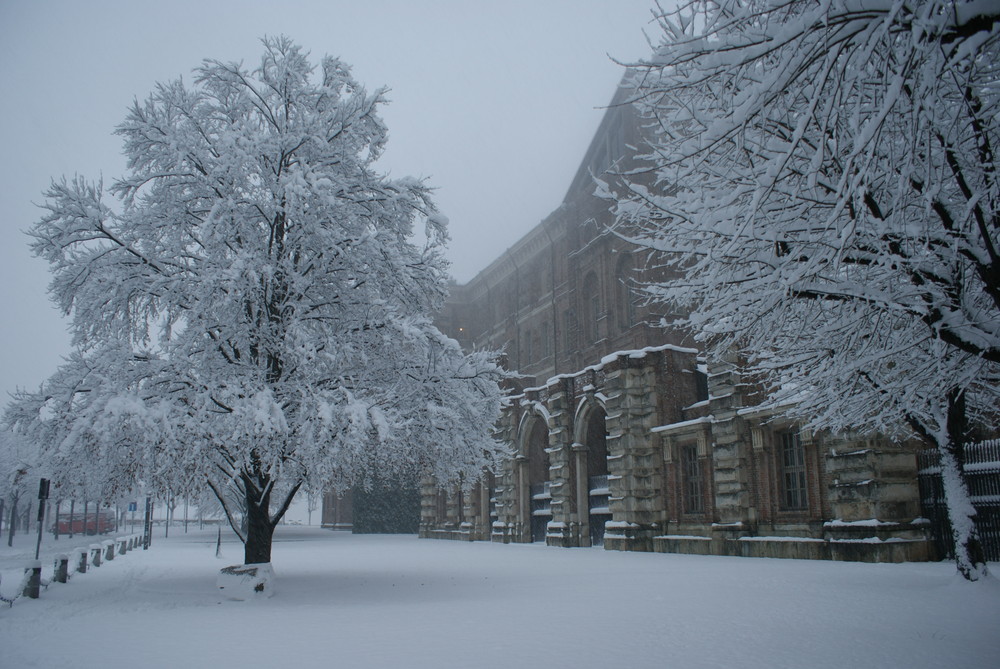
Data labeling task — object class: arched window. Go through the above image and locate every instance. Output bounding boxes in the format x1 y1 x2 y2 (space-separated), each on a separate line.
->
585 407 609 477
615 255 635 332
582 271 601 344
526 419 550 485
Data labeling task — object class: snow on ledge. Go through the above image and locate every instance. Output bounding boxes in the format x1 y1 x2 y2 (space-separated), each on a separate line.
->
823 518 897 527
652 415 714 434
737 536 825 543
536 343 698 390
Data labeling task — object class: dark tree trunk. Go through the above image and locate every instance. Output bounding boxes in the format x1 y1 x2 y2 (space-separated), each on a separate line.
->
243 476 274 565
941 390 988 580
7 497 18 546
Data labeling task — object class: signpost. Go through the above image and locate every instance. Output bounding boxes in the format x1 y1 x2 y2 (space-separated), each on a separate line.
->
143 497 152 549
26 478 50 599
34 478 50 560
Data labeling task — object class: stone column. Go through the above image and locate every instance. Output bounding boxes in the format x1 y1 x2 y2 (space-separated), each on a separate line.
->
707 356 753 546
574 444 590 547
418 476 438 538
604 354 663 552
545 382 578 547
515 455 530 543
824 437 930 560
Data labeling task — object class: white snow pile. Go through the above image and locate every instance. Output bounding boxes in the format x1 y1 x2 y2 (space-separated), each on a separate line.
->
216 562 275 600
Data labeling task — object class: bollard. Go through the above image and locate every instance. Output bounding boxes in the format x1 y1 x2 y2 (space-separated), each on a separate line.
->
54 555 69 583
90 544 102 567
76 548 88 574
103 540 115 561
23 561 41 599
117 537 128 555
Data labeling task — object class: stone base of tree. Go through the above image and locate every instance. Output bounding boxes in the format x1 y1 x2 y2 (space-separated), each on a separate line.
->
217 563 275 600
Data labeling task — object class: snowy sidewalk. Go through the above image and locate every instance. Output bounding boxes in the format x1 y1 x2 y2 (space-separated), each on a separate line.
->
0 527 997 668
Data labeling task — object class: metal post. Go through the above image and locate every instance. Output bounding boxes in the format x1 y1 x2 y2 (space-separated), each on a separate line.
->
143 496 152 549
34 478 50 561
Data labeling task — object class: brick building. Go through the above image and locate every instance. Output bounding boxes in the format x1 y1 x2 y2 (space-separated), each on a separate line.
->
417 81 937 562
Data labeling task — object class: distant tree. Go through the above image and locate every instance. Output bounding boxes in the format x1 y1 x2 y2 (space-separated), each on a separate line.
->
608 1 998 580
6 37 507 566
0 429 36 546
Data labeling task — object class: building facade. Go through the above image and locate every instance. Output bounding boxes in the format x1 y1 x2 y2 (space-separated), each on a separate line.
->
418 82 936 563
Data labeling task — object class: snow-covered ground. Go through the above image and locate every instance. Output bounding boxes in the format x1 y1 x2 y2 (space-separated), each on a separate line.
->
1 527 997 668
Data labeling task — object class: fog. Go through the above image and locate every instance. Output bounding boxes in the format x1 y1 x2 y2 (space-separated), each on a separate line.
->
0 0 656 404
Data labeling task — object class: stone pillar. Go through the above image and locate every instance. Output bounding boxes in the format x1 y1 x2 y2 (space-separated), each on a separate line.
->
76 547 88 574
23 561 41 599
545 383 578 547
823 437 931 560
574 444 590 547
477 482 491 542
604 354 663 552
54 555 69 583
490 410 519 544
418 476 438 538
515 455 530 543
707 356 753 545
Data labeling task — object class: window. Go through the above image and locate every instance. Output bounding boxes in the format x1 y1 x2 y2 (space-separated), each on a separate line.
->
615 255 635 332
563 309 576 352
582 271 601 344
682 444 703 514
540 321 550 359
780 431 808 510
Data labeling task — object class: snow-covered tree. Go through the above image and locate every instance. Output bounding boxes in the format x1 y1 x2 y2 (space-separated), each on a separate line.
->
608 1 998 580
6 37 507 565
0 429 37 546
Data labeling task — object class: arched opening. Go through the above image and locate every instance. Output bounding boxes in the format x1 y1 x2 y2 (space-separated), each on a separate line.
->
583 406 610 546
525 418 551 543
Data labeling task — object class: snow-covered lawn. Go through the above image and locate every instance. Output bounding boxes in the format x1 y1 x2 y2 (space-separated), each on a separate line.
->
1 527 997 668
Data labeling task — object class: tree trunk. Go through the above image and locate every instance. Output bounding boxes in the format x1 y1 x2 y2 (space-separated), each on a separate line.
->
243 479 274 565
7 498 18 546
939 390 988 581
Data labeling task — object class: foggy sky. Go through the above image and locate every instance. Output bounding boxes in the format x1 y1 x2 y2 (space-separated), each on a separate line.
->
0 0 658 405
